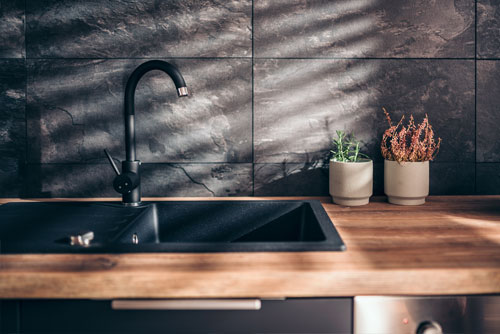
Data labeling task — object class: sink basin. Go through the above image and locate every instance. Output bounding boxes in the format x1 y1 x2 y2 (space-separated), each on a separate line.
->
0 200 345 253
0 202 152 253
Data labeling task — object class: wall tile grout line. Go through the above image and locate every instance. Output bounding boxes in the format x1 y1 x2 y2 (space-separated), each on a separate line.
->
0 57 481 61
251 0 255 196
476 57 500 60
253 57 476 61
11 57 254 60
23 0 28 196
24 161 474 166
24 0 27 60
24 162 255 166
474 0 478 194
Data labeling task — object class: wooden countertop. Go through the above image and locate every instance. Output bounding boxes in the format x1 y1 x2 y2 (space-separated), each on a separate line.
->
0 196 499 299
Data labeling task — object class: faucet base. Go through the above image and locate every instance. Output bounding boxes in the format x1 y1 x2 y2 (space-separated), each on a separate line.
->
121 160 141 205
122 202 141 207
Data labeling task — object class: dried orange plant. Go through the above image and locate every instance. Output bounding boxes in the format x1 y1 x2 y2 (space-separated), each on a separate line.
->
381 107 441 163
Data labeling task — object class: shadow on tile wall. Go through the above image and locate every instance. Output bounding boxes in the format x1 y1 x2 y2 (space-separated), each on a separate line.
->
0 0 498 197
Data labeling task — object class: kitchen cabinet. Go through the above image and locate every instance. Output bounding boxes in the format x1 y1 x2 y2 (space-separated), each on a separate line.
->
1 298 352 334
4 296 499 334
0 301 19 334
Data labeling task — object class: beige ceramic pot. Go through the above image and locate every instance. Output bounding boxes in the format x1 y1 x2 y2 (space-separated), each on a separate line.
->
329 159 373 206
384 160 429 205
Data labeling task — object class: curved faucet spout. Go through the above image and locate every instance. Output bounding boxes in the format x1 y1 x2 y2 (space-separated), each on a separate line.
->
124 60 188 161
117 60 188 205
125 60 188 117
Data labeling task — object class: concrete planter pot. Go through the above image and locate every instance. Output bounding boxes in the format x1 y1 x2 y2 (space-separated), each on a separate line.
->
384 160 429 205
329 159 373 206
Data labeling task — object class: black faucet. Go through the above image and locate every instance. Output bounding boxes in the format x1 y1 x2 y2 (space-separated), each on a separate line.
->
105 60 188 206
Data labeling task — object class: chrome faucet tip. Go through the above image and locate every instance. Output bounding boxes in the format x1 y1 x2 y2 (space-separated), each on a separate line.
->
177 87 189 97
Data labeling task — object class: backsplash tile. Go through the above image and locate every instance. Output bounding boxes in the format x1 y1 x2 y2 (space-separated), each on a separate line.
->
254 59 474 163
0 0 25 58
0 159 24 197
23 164 116 198
0 60 25 197
254 0 474 58
254 163 328 196
476 163 500 194
141 163 252 197
26 0 251 58
26 59 123 164
0 0 497 197
27 58 252 164
477 0 500 58
477 60 500 162
373 162 383 195
0 60 25 156
429 163 475 195
253 162 475 196
375 60 475 163
23 163 252 197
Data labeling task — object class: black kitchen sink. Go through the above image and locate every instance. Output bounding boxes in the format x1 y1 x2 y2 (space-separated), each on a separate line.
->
0 200 345 253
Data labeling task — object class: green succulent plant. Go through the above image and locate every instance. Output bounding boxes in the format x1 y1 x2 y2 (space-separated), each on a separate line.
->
330 130 370 162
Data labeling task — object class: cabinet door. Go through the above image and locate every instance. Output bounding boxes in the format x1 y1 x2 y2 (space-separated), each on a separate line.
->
0 301 19 334
21 298 352 333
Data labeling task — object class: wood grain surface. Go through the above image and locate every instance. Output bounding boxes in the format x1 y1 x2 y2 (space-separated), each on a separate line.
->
0 196 499 299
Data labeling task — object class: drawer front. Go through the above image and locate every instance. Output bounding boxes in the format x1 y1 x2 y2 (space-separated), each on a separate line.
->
21 298 352 334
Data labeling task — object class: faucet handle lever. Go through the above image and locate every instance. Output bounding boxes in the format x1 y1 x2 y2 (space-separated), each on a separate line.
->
104 149 121 176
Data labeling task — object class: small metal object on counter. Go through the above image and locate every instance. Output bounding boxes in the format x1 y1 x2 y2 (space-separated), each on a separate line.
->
132 233 139 244
69 231 94 247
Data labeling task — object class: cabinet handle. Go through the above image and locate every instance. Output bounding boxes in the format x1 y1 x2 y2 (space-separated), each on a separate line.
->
111 299 262 311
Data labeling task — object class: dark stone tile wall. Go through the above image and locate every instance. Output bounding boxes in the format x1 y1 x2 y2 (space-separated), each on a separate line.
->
476 163 500 194
23 163 252 197
0 0 499 197
477 0 500 58
0 60 25 196
26 59 252 164
477 61 500 162
254 59 474 164
254 0 474 58
0 0 25 58
26 0 252 58
254 163 328 196
476 60 500 194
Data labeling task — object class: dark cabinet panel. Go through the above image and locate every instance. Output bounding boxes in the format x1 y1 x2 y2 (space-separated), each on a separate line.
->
19 298 352 334
0 301 20 334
